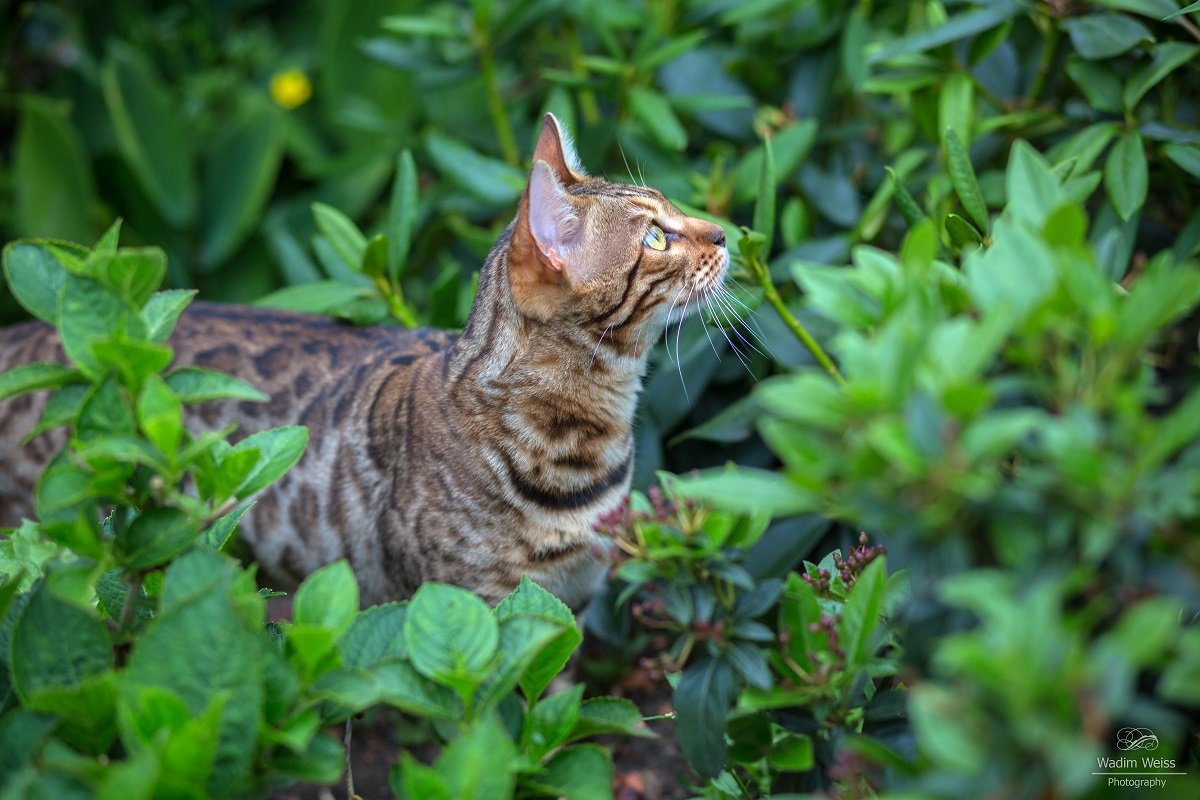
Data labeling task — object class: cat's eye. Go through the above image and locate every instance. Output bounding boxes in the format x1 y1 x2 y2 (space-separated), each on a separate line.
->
643 225 667 250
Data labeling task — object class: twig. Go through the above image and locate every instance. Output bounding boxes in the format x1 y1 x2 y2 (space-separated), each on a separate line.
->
750 258 846 385
344 719 355 800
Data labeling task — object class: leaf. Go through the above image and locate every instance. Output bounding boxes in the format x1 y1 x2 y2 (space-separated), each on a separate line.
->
840 558 888 668
1063 13 1154 60
524 683 583 760
101 43 196 226
136 374 183 457
944 213 983 250
199 502 251 551
964 218 1057 320
254 280 372 315
85 248 166 306
119 508 198 570
628 86 688 151
11 580 113 701
310 203 366 274
405 583 499 693
230 426 308 499
435 715 517 799
726 642 772 689
199 96 285 269
424 132 525 207
938 73 974 148
569 696 653 742
58 275 143 379
340 602 408 668
1123 41 1199 110
2 241 71 323
164 367 267 404
388 149 419 282
0 363 81 402
526 744 613 800
732 120 818 201
1105 132 1149 220
143 289 197 343
13 96 97 244
667 467 817 517
868 0 1024 63
674 655 737 780
945 130 988 232
293 560 359 638
493 578 580 702
769 733 814 771
1164 143 1200 179
886 167 928 227
1066 58 1124 114
753 134 776 254
1163 1 1200 20
1005 140 1064 227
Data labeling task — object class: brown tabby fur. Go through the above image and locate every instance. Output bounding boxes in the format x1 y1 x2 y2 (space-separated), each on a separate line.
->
0 115 728 607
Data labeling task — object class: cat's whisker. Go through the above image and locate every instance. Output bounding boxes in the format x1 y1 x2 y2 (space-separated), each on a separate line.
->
707 295 754 370
673 287 695 400
617 141 638 186
589 323 615 372
711 286 774 361
715 281 777 357
703 294 754 373
662 285 688 364
698 295 723 360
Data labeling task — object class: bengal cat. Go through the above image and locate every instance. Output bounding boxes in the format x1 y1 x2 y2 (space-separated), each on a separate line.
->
0 114 729 608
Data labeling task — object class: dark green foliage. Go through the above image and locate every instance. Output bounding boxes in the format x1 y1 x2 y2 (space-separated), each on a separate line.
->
4 0 1200 797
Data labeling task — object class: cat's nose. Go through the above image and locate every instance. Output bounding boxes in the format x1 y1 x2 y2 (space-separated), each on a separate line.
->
707 224 726 248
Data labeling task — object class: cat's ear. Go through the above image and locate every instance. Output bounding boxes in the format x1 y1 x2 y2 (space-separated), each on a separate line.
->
532 112 584 184
526 160 579 272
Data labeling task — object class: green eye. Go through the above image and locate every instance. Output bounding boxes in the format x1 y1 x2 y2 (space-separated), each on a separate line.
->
643 225 667 251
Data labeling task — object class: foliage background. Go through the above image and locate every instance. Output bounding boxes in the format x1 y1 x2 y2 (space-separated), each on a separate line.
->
3 0 1200 797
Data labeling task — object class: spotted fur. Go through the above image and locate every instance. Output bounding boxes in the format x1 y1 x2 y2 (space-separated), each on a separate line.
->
0 114 729 607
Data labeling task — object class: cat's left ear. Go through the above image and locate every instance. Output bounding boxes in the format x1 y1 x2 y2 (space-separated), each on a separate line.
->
515 114 584 274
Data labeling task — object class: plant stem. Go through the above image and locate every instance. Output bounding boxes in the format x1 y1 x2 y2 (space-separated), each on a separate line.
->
751 257 846 385
121 572 143 629
475 30 519 166
1027 15 1059 104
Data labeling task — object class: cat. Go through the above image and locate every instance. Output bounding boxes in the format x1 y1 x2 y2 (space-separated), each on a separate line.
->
0 114 729 608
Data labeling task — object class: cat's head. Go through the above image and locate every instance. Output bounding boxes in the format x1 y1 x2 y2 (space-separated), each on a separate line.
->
507 114 728 340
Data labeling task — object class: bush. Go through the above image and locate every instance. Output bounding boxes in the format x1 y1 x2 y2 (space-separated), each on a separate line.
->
3 0 1200 797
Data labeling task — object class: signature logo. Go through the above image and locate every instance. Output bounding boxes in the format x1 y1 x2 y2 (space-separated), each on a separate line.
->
1116 727 1159 751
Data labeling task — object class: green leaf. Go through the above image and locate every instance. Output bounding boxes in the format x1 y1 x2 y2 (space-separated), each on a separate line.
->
199 96 285 269
674 655 737 780
1105 132 1148 220
254 280 373 315
340 602 408 668
753 134 776 254
13 96 97 244
136 375 183 457
964 218 1057 319
91 338 173 392
769 733 814 771
1164 143 1200 179
493 577 580 701
199 502 251 551
2 241 71 323
293 560 358 637
938 73 974 148
1005 140 1064 227
230 426 308 499
85 248 166 306
1066 58 1124 114
524 683 583 760
944 213 983 250
406 583 499 693
667 467 817 517
527 744 613 800
628 86 688 151
58 275 142 379
1163 1 1200 20
94 220 122 254
840 558 888 668
164 366 266 404
436 716 517 799
569 696 653 742
101 43 197 226
0 363 81 402
886 167 928 227
124 551 263 794
868 0 1023 63
388 149 419 282
381 14 466 37
945 129 988 232
311 202 367 273
119 508 199 570
143 289 197 343
1062 13 1154 60
733 120 818 202
11 580 113 701
1123 41 1199 109
424 132 525 207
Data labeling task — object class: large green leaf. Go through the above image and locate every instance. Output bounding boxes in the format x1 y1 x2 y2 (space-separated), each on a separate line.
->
405 583 499 695
868 0 1023 63
1105 132 1148 220
2 241 73 324
424 132 525 206
199 96 285 269
674 655 737 780
293 560 359 637
10 580 113 701
101 43 197 227
1062 13 1153 60
13 96 97 244
231 426 309 499
164 367 267 404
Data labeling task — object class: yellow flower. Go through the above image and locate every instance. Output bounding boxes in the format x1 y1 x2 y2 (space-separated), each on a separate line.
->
270 69 311 110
